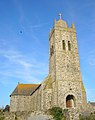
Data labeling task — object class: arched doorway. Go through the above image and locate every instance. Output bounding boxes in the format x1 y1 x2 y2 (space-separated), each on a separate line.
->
66 95 76 108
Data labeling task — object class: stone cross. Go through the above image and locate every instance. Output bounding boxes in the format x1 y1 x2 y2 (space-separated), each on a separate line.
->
58 13 62 19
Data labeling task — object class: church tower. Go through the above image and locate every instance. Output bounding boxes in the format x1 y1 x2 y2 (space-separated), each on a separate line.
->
49 14 87 110
10 14 87 114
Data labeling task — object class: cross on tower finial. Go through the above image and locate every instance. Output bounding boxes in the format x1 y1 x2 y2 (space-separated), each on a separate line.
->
58 13 62 19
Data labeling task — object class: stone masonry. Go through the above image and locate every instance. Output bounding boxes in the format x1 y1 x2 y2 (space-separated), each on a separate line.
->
10 16 87 115
49 19 87 111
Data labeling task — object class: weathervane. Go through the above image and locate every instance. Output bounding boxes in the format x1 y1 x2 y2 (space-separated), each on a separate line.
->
58 13 62 19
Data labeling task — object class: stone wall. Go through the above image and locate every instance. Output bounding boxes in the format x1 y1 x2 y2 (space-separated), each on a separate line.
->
0 111 53 120
0 110 79 120
30 77 52 112
10 18 87 117
67 108 80 120
81 103 95 116
10 96 31 112
49 19 87 110
10 76 52 112
0 111 28 120
30 86 42 111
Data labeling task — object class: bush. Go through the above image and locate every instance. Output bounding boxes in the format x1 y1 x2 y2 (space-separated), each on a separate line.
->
49 107 66 120
0 112 5 120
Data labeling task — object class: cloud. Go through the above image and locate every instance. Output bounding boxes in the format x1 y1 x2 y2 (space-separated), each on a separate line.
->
86 88 95 101
88 50 95 66
30 23 49 29
0 47 48 84
29 22 50 47
3 51 32 68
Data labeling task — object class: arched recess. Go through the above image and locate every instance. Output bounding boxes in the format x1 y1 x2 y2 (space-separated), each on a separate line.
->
66 95 76 108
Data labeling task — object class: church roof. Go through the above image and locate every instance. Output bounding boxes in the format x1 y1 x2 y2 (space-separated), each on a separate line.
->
10 84 41 96
89 102 95 106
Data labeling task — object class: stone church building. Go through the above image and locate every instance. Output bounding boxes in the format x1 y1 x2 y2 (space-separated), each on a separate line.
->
10 15 87 112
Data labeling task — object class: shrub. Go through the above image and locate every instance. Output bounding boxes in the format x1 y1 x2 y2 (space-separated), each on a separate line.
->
0 112 5 120
49 107 66 120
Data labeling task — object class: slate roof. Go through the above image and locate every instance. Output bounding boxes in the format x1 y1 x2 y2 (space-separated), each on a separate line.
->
10 84 41 96
89 102 95 106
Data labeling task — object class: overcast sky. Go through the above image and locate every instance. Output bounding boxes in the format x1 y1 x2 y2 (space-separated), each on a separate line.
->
0 0 95 107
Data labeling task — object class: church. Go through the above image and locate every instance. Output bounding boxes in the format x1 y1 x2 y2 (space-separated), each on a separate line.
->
10 15 87 112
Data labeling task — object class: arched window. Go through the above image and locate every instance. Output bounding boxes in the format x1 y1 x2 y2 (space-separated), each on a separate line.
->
68 41 71 51
66 95 76 108
62 40 65 50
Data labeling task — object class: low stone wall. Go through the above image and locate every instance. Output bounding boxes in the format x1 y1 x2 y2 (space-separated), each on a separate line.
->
0 110 79 120
0 111 29 120
81 104 95 117
0 111 53 120
3 107 95 120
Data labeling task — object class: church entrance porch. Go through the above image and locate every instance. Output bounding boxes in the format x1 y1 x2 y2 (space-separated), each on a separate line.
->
66 95 76 108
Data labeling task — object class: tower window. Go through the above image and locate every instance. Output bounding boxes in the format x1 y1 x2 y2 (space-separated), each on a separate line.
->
62 40 65 50
68 41 71 51
50 45 54 56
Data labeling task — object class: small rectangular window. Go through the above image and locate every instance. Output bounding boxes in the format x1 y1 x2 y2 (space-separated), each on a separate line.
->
50 45 54 56
68 41 71 51
62 40 65 50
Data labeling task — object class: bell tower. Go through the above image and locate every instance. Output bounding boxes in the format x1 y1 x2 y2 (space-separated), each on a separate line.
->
49 15 87 110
